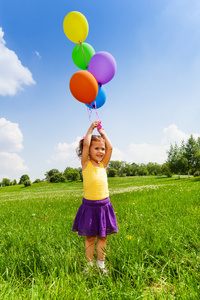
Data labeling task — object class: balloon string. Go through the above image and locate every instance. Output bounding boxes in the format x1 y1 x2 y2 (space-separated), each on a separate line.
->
79 42 88 69
94 100 101 122
87 107 92 122
87 101 101 125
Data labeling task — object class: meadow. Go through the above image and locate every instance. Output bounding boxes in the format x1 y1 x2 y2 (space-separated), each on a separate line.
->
0 176 199 299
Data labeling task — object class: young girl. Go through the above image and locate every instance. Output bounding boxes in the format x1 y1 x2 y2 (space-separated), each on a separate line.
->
72 121 118 273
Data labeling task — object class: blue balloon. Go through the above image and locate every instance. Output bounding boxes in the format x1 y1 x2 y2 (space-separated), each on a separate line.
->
86 85 106 109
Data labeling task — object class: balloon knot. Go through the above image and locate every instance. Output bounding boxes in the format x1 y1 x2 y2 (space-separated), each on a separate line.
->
97 121 102 130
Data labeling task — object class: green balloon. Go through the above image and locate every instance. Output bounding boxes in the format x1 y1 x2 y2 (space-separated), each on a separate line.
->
72 42 95 70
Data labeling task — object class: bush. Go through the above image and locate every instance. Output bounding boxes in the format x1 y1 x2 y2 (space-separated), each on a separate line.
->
19 175 30 185
33 179 41 184
2 178 11 187
24 180 31 187
50 173 66 183
45 169 59 182
107 168 118 177
64 168 80 181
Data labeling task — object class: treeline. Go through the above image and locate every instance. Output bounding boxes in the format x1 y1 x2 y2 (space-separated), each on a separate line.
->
166 135 200 176
0 175 32 187
1 135 200 187
0 168 83 187
44 163 169 183
0 162 172 187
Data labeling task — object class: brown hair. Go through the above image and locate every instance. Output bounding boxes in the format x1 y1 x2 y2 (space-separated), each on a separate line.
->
76 135 105 159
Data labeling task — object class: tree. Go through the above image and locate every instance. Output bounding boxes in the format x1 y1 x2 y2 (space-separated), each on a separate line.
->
195 137 200 172
178 141 188 174
107 161 126 176
64 167 80 181
167 142 187 175
184 135 199 175
137 164 148 176
118 166 127 177
45 169 59 182
50 173 66 183
107 168 118 177
19 174 30 185
146 162 162 175
130 163 139 176
123 163 132 176
108 161 123 170
33 179 41 184
24 180 31 187
78 167 83 182
12 179 17 185
197 137 200 150
2 178 11 187
161 162 172 177
167 143 179 174
166 136 200 175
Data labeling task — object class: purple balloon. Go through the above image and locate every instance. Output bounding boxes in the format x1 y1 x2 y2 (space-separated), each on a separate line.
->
88 51 117 85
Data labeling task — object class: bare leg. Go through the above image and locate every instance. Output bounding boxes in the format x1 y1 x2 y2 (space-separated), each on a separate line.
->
97 236 107 261
85 236 96 261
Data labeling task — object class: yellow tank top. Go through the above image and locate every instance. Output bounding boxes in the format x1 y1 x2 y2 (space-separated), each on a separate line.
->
83 161 109 200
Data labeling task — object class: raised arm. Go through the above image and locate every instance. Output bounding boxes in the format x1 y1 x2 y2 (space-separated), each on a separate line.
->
81 121 99 169
98 127 113 168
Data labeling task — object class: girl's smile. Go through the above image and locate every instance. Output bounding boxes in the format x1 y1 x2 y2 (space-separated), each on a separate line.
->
89 140 106 163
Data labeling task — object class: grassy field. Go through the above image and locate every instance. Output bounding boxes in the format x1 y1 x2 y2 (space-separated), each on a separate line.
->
0 176 199 299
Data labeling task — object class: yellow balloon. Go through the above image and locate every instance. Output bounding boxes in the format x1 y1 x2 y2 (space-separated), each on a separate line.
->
63 11 89 43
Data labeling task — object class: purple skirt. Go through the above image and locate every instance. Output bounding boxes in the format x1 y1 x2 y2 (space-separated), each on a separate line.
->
72 198 118 237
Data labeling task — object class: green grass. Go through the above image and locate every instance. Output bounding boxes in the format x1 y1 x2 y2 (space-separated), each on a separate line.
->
0 176 199 299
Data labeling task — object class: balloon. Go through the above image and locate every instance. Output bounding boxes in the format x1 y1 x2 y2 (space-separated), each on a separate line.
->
72 43 95 70
86 85 106 109
88 51 117 85
63 11 89 43
69 70 98 104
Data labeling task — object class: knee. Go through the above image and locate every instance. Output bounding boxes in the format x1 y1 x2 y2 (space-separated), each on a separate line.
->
97 236 107 242
86 236 96 243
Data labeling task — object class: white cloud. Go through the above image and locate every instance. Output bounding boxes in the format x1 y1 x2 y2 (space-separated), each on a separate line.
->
35 51 41 59
0 118 23 152
0 118 28 181
49 138 128 169
111 147 126 161
48 137 80 168
0 152 29 181
127 143 168 164
127 124 200 164
49 139 128 168
0 27 35 96
162 124 200 146
0 152 28 172
161 124 190 146
48 124 200 168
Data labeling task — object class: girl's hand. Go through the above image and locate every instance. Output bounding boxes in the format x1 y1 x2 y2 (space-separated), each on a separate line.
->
91 121 99 130
98 127 105 136
97 121 105 135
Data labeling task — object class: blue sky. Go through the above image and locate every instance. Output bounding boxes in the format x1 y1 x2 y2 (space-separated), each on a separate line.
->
1 0 200 181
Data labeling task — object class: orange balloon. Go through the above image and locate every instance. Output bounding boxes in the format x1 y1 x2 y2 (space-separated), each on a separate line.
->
69 71 98 104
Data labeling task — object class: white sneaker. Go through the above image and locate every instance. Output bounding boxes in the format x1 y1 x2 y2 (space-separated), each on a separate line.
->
82 261 94 275
97 264 108 275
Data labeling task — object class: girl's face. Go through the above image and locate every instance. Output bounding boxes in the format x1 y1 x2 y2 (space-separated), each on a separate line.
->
89 140 106 163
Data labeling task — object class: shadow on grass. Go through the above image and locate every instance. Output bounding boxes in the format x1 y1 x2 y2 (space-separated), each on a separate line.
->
188 177 200 182
156 175 200 184
155 176 185 182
